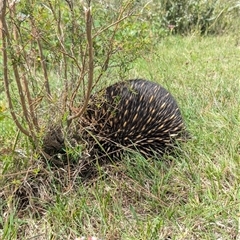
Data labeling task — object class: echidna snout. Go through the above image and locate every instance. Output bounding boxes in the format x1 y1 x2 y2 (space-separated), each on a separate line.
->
82 79 187 159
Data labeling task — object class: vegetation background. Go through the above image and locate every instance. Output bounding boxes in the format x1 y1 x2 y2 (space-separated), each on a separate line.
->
0 0 239 239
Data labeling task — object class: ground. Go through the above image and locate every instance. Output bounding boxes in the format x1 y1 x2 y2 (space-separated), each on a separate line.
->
0 35 239 240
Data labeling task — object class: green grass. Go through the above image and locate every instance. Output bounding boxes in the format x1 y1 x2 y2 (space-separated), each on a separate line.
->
1 35 240 239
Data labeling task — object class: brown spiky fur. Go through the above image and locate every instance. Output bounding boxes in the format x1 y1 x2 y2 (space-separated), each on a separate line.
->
81 79 187 159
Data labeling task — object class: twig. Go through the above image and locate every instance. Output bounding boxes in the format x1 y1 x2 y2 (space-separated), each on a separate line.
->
69 46 88 108
47 0 69 111
94 1 134 87
68 6 93 122
1 0 31 137
92 14 130 39
30 17 51 97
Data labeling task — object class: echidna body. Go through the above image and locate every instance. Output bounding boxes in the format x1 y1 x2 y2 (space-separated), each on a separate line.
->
82 79 187 159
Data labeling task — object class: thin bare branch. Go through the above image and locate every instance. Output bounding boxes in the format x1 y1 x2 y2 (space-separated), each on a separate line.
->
68 6 93 122
30 17 51 97
21 71 40 131
93 0 135 38
69 46 88 108
94 1 134 87
93 14 131 39
1 0 31 137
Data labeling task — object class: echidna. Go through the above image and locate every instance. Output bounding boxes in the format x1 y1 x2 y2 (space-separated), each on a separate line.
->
81 79 187 159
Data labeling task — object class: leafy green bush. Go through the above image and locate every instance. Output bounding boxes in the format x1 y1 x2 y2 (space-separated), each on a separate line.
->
139 0 240 35
1 0 155 149
14 0 153 81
